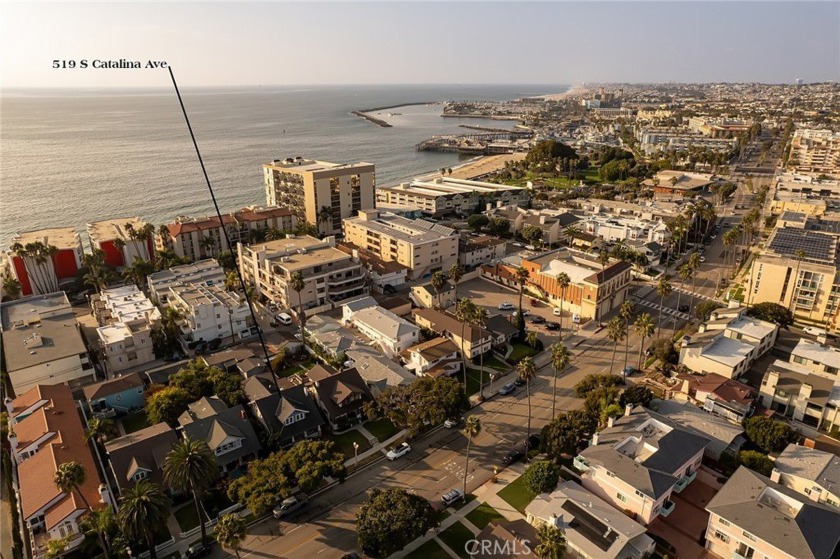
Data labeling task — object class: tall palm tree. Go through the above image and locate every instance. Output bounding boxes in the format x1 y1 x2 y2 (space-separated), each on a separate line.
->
317 205 333 234
83 263 112 295
163 438 219 545
525 330 539 349
80 507 119 559
455 298 477 393
619 301 635 374
430 271 447 308
597 249 610 271
633 313 655 370
117 480 171 559
123 257 153 289
137 223 156 262
535 523 567 559
515 266 530 336
215 513 246 559
461 416 481 497
84 417 116 445
549 343 570 420
198 235 217 258
517 357 537 462
606 316 626 379
555 272 570 340
54 462 110 558
449 263 464 303
474 307 489 400
289 271 306 343
655 278 672 338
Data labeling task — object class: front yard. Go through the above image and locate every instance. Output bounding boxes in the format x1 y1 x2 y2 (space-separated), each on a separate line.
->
327 429 372 461
121 411 150 434
437 521 475 559
508 343 539 362
465 503 505 529
496 473 536 513
364 417 399 442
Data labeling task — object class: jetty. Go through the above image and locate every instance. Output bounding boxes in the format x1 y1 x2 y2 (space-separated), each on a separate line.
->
352 111 392 128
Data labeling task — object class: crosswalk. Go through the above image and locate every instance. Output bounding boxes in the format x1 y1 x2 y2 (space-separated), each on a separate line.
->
672 285 716 302
632 297 691 321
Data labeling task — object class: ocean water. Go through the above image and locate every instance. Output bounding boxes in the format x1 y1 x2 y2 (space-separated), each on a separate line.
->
1 84 566 247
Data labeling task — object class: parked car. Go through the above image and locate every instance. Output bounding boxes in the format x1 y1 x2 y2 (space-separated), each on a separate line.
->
184 543 211 558
273 496 307 519
545 322 560 331
502 446 525 466
525 245 536 251
513 310 531 318
803 326 828 337
386 442 412 461
444 417 462 428
208 337 222 350
526 434 540 451
530 315 546 324
514 378 526 387
512 242 525 248
553 308 562 316
276 313 293 325
441 489 464 507
678 304 689 312
571 313 581 324
623 365 638 377
498 302 515 311
529 298 539 307
498 382 516 395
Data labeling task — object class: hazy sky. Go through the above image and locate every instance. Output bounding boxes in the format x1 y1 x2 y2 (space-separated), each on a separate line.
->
2 2 838 88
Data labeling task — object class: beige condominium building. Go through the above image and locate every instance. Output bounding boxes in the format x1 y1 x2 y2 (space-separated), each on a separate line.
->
263 158 375 236
788 128 840 174
238 235 367 313
375 176 529 217
343 210 458 280
745 228 840 332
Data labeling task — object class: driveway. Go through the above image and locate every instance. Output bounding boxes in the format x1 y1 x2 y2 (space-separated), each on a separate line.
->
647 481 715 559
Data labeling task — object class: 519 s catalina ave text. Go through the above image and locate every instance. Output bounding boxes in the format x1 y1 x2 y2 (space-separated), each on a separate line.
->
52 59 168 69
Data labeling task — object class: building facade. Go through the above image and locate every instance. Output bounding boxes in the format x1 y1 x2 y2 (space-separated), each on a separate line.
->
166 282 252 343
7 228 84 296
376 177 528 217
92 285 160 373
86 217 154 268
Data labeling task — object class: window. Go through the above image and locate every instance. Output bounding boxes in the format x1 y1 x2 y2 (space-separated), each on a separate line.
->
616 493 627 503
742 530 757 542
718 518 731 527
713 530 730 544
132 470 149 482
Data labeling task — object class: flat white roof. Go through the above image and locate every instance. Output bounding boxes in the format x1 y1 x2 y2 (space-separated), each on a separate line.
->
792 339 840 370
702 336 754 367
726 317 777 340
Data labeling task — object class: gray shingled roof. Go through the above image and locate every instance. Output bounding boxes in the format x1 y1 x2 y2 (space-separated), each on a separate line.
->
580 445 678 499
775 444 840 497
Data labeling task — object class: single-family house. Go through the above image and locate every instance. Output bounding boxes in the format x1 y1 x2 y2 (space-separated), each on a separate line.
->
82 372 145 416
177 396 261 471
103 422 180 494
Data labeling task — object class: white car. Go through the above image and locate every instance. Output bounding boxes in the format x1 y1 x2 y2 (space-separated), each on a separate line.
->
444 417 462 428
386 442 411 461
803 326 827 337
498 302 515 311
699 256 707 263
513 242 525 248
552 308 562 316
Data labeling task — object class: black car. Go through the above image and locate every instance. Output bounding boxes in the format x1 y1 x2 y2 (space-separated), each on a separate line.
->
678 304 689 312
208 337 222 350
514 377 526 387
545 321 560 330
502 447 525 466
184 543 210 558
530 315 546 324
526 434 540 451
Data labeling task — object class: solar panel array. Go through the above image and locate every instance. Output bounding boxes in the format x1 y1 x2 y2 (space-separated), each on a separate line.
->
767 228 836 262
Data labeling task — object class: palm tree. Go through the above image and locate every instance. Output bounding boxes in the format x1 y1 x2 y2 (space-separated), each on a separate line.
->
449 263 464 302
84 417 116 445
317 205 333 234
474 307 489 400
163 438 219 546
535 523 567 559
54 462 110 558
123 257 154 289
597 249 610 271
430 270 447 308
455 298 477 392
517 357 537 462
686 252 701 317
675 264 693 334
2 274 21 301
606 316 626 379
633 313 655 370
525 330 539 349
619 301 635 374
655 278 672 338
83 264 112 295
215 513 246 559
515 266 530 335
137 223 156 261
80 507 119 559
289 271 306 343
224 270 240 292
555 272 570 340
198 235 217 258
461 416 481 498
549 343 570 420
117 480 171 559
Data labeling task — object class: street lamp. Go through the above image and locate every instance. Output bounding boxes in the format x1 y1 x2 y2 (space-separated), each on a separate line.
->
353 441 360 465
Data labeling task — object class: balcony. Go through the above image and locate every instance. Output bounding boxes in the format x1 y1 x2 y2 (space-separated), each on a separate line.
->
733 550 755 559
573 456 590 471
674 470 697 493
659 499 676 517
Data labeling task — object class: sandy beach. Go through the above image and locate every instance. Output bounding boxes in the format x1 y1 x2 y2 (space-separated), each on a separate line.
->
417 153 526 182
539 84 589 101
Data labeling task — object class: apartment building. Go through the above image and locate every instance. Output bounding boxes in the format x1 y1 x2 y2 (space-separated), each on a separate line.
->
262 157 375 235
7 228 84 296
578 213 670 245
514 248 632 321
574 405 709 525
1 293 95 395
771 444 840 508
343 210 459 279
673 372 756 423
337 242 409 289
147 259 226 304
92 285 160 373
679 306 778 379
705 467 840 559
6 385 109 557
342 298 420 357
687 116 752 138
163 206 297 261
770 193 831 216
485 205 581 246
412 308 494 359
775 173 840 199
238 235 367 312
745 228 840 331
409 279 456 309
788 129 840 174
401 337 461 378
376 176 528 217
458 235 507 269
637 127 737 156
86 217 154 267
166 282 252 343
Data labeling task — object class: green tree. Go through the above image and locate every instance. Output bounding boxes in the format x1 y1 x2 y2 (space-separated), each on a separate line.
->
474 307 490 400
633 313 655 370
655 278 672 338
695 300 723 322
518 357 537 462
744 416 795 453
79 507 121 559
541 410 596 460
163 438 219 545
122 257 154 289
574 374 621 398
117 480 171 559
515 266 530 336
550 343 570 420
449 263 464 303
745 302 793 329
619 301 635 375
289 270 307 342
145 386 191 424
606 316 626 377
54 462 110 558
215 513 246 559
84 417 116 445
738 450 774 476
2 274 22 301
462 416 481 497
619 385 653 408
368 376 468 437
217 250 236 271
521 225 543 245
535 524 567 559
555 272 571 340
526 140 577 166
356 488 437 558
455 298 477 390
525 330 539 349
429 271 447 308
523 460 560 495
487 216 512 237
467 214 489 232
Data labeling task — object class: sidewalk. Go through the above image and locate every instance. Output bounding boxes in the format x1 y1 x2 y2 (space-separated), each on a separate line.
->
343 426 406 467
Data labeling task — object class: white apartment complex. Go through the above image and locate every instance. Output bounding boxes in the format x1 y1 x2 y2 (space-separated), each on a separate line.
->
166 282 252 343
341 298 419 357
147 259 226 304
788 129 840 174
239 235 367 313
93 285 160 373
376 176 529 217
262 158 375 235
343 210 459 279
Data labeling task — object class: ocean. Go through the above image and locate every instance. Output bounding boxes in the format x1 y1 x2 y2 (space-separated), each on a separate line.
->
0 84 566 247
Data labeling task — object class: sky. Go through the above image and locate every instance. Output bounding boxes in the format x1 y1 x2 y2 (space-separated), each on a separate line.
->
2 1 838 88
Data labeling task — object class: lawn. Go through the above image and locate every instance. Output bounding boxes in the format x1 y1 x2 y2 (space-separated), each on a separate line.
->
121 411 149 434
174 503 200 532
482 355 510 372
364 417 399 442
464 369 486 397
327 429 372 461
405 539 452 559
508 343 538 362
276 357 314 378
497 474 537 513
465 503 505 530
438 521 476 559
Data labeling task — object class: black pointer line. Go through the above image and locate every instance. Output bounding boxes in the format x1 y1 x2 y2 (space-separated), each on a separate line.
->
168 67 281 394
